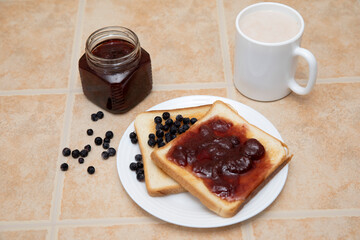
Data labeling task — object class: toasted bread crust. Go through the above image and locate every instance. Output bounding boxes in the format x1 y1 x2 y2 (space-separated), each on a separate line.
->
135 104 211 197
151 100 292 217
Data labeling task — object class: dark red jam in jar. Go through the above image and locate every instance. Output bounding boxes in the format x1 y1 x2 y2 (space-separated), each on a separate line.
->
166 117 271 201
79 26 152 113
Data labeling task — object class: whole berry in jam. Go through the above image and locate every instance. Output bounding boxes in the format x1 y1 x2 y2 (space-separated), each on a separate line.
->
62 147 71 157
105 130 113 139
96 111 104 119
135 154 142 162
190 118 197 124
87 129 93 136
162 112 170 120
183 117 190 124
158 141 165 148
87 166 95 174
94 137 102 145
60 163 68 171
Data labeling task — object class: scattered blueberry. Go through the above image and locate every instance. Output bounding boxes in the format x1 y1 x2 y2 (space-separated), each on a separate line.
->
96 111 104 119
94 137 102 145
178 127 185 134
135 154 143 162
101 151 109 160
91 113 98 121
103 142 110 149
170 125 177 134
71 149 80 158
103 137 110 143
62 147 71 157
183 117 190 124
87 166 95 174
87 129 93 136
136 168 144 175
156 123 164 131
136 162 143 169
165 133 172 143
165 118 173 126
190 118 197 124
60 163 68 171
108 147 116 156
154 116 162 124
105 131 113 139
137 172 145 181
162 112 170 120
174 120 181 128
176 114 183 122
80 149 88 157
131 138 138 144
183 124 190 131
148 133 155 139
162 124 169 131
156 129 164 138
84 144 91 152
78 158 84 164
148 138 156 147
130 162 137 171
158 141 165 148
129 132 137 139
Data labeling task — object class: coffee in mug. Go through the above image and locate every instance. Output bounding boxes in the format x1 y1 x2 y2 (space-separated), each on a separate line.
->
234 2 317 101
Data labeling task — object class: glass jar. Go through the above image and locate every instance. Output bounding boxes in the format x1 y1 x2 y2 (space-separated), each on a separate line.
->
79 26 152 114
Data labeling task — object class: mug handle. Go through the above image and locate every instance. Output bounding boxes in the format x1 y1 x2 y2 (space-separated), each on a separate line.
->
288 47 317 95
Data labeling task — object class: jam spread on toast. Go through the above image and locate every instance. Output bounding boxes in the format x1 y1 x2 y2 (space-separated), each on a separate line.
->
167 117 272 201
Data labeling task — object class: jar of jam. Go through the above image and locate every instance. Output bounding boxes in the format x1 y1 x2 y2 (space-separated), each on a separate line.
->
79 26 152 113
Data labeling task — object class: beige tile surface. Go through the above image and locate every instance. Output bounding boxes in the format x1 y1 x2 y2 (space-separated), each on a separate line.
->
60 89 227 219
233 82 360 211
78 0 224 87
0 95 66 221
58 223 244 240
223 0 360 79
252 216 360 240
0 0 78 91
0 230 48 240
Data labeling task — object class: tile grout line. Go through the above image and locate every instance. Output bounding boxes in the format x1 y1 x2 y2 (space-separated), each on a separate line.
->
216 0 234 100
241 221 255 240
47 0 86 239
152 82 228 91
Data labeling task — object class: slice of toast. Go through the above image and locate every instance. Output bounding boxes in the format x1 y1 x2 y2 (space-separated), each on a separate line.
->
134 104 211 197
151 100 292 217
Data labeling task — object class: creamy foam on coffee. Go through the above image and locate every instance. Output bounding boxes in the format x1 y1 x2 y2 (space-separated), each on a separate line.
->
239 10 300 43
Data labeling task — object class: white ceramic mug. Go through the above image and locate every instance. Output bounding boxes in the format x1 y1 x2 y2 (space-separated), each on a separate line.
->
234 2 317 101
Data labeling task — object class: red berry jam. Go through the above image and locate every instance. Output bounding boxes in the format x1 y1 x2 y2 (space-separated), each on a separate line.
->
166 117 271 201
79 27 152 114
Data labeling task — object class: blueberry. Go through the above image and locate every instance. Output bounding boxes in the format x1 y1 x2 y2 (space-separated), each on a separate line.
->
78 158 84 164
137 162 143 169
105 131 113 139
104 137 110 143
157 137 164 144
60 163 68 171
130 162 137 171
176 114 183 122
136 168 144 175
91 113 98 121
108 147 116 156
162 112 170 120
154 116 162 124
148 133 155 139
155 123 164 131
170 134 177 140
174 120 181 128
135 154 142 162
165 118 173 126
131 138 138 144
148 138 156 147
170 125 177 134
84 144 91 152
163 124 169 131
101 151 109 160
87 129 93 136
165 132 172 143
158 141 165 148
129 132 137 139
103 142 110 149
96 111 104 119
183 124 190 131
190 118 197 124
80 149 88 157
156 129 164 138
71 149 80 158
87 166 95 174
94 137 102 145
137 173 145 181
183 117 190 124
62 147 71 157
178 127 185 134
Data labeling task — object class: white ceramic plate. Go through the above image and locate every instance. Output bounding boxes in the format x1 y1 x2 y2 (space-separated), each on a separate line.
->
117 95 288 228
